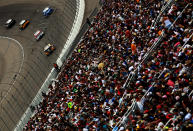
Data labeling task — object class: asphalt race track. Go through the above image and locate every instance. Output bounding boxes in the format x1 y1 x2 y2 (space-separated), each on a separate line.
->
0 0 77 130
0 38 22 85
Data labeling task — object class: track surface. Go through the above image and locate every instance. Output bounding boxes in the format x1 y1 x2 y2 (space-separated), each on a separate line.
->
0 38 22 85
0 0 77 130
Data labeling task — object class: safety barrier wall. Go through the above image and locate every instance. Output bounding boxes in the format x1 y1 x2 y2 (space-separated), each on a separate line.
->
14 0 85 130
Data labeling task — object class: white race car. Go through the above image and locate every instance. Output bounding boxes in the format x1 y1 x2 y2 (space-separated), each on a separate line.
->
34 30 44 41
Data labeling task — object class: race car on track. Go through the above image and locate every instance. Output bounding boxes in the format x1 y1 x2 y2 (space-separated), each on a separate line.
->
19 20 29 30
43 7 54 17
5 19 16 28
44 44 55 56
34 30 44 41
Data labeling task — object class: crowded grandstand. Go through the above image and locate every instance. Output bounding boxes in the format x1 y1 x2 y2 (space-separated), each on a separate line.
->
24 0 193 130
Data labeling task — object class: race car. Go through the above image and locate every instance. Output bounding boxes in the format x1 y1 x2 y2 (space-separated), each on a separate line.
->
44 44 55 56
5 19 16 28
34 30 44 41
19 20 29 30
43 7 54 17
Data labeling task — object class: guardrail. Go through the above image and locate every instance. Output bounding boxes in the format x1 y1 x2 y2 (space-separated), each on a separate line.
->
151 0 174 28
14 0 85 130
113 99 137 130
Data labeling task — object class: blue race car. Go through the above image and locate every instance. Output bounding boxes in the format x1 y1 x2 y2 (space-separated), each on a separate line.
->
43 7 54 17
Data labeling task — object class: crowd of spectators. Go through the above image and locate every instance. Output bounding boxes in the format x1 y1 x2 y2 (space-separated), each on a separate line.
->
24 0 193 130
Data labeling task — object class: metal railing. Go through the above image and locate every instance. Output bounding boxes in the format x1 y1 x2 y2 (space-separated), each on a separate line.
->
113 99 137 130
151 0 174 28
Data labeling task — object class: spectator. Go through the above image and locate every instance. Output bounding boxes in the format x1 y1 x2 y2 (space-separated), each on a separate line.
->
24 0 193 130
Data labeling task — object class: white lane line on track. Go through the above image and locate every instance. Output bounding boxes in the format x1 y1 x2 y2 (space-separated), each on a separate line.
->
0 36 24 104
2 38 11 56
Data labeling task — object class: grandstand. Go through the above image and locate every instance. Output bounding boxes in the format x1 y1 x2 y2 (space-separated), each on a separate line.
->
24 0 193 130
